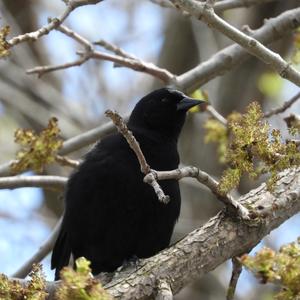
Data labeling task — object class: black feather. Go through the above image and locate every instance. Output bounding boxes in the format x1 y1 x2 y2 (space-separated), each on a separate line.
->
51 88 201 279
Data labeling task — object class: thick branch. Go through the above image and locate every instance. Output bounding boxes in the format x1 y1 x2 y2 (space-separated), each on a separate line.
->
177 7 300 92
35 167 300 299
103 167 300 299
172 0 300 86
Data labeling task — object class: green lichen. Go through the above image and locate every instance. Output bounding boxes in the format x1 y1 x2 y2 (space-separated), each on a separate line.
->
204 119 227 163
204 102 300 195
55 257 113 300
11 117 63 173
0 26 10 58
0 264 47 300
241 238 300 300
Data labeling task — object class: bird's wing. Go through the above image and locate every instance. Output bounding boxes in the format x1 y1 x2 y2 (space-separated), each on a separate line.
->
62 144 145 273
51 218 71 279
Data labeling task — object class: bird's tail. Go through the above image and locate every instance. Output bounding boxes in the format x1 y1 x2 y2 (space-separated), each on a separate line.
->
51 226 71 280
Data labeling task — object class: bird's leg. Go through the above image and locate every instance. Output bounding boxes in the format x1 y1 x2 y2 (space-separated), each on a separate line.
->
119 255 140 272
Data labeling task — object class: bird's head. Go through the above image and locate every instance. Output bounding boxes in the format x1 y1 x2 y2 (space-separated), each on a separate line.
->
128 88 206 140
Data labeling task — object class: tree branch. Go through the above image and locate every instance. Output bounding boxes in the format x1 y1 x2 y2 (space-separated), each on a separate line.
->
103 167 300 299
155 280 173 300
26 25 176 83
7 0 103 47
213 0 283 13
0 175 67 190
22 167 300 299
176 7 300 92
144 166 250 219
226 257 243 300
151 0 283 13
12 218 63 279
264 91 300 118
172 0 300 87
105 110 170 203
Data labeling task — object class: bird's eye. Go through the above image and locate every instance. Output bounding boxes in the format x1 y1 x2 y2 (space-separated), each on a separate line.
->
161 98 169 103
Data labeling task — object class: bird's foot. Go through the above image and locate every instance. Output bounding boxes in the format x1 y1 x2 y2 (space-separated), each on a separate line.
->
116 255 140 272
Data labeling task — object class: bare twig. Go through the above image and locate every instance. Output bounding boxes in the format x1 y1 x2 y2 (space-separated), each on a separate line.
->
89 50 175 83
152 0 282 12
264 91 300 118
150 0 174 9
0 175 67 190
144 166 250 220
105 110 170 203
105 110 150 173
26 24 175 83
226 257 243 300
156 280 173 300
12 217 63 279
171 0 300 87
94 39 137 59
152 0 283 14
55 155 80 168
213 0 282 13
206 105 228 126
8 0 103 47
26 24 93 77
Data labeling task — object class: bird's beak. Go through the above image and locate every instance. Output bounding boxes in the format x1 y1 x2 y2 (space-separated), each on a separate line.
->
176 97 206 111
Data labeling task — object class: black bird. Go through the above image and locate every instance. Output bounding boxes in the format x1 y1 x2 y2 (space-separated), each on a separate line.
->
51 88 204 279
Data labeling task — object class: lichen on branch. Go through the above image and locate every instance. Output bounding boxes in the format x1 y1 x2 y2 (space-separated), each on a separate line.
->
204 102 300 194
55 257 113 300
241 238 300 300
11 117 63 173
0 26 11 58
0 263 47 300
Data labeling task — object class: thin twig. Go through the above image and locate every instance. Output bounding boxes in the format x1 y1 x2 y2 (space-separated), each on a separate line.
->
55 155 80 168
144 166 250 220
152 0 283 14
264 91 300 118
214 0 282 13
105 110 170 203
226 257 243 300
26 24 175 83
206 105 228 126
89 50 175 83
12 218 63 279
8 0 102 47
26 24 93 77
0 175 67 190
105 110 150 174
94 39 137 59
